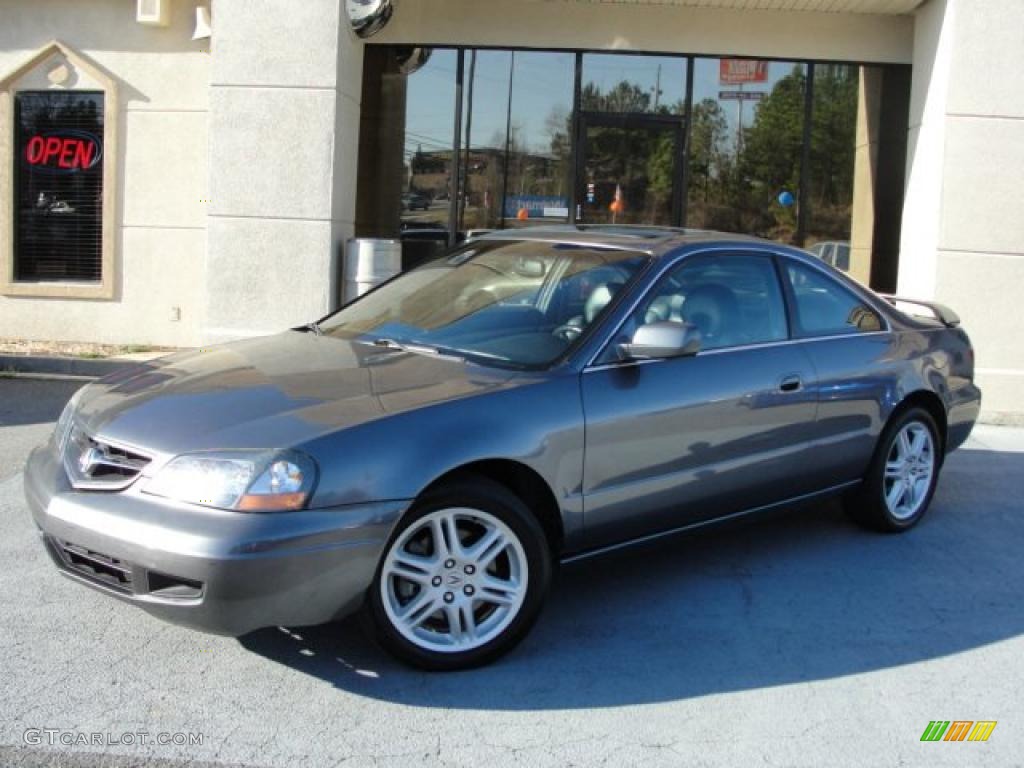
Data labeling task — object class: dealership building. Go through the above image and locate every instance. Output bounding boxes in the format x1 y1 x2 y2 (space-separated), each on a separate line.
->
0 0 1021 421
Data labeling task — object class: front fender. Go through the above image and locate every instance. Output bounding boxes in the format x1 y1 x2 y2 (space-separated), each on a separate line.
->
300 374 586 543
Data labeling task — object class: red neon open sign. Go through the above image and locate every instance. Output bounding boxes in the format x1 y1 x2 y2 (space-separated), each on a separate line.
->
23 130 102 172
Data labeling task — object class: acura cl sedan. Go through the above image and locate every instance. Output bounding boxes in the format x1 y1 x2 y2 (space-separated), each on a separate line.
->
25 227 980 669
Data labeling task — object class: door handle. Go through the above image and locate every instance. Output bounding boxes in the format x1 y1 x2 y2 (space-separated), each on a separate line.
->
779 375 802 393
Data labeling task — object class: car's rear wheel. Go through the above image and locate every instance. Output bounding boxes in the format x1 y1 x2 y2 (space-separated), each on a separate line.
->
367 477 551 670
846 407 941 532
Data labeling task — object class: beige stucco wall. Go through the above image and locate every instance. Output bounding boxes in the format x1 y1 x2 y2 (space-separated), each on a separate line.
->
0 0 209 347
202 0 364 343
900 0 1024 423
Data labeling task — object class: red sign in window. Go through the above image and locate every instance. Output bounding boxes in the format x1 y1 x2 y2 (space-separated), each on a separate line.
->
719 59 769 85
23 130 102 172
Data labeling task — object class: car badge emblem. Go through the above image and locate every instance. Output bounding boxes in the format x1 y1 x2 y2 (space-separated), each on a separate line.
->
78 445 101 475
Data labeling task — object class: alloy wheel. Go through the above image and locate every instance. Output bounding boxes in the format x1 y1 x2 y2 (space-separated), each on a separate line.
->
380 507 529 653
883 421 935 521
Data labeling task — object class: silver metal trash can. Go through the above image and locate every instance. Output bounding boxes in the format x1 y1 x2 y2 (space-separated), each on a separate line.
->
343 238 402 304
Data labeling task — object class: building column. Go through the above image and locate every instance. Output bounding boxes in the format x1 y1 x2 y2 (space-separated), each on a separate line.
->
355 46 407 238
203 0 363 342
853 64 910 294
849 67 882 287
900 0 1024 423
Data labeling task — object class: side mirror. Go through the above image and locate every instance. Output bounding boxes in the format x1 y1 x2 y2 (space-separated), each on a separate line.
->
513 256 547 278
619 321 701 361
848 305 882 332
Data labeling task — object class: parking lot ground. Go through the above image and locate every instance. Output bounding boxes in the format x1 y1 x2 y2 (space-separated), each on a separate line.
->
1 378 1022 767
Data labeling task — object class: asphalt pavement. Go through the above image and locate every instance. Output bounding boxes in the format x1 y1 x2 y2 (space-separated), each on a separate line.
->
1 377 1021 767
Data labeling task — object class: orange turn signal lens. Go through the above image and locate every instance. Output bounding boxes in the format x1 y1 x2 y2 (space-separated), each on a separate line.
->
236 492 307 511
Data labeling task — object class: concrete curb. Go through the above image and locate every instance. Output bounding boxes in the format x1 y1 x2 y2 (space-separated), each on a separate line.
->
0 354 144 379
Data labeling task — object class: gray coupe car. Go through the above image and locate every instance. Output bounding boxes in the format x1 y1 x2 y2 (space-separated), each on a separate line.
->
25 227 981 669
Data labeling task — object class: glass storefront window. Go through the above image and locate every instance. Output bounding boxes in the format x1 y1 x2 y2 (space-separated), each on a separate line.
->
581 54 687 115
503 51 575 229
457 51 576 233
687 58 805 243
577 118 683 226
358 46 902 282
403 49 458 234
578 54 687 227
805 63 859 258
458 50 513 232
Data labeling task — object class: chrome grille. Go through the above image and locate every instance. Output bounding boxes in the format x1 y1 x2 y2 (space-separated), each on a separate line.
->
63 426 151 490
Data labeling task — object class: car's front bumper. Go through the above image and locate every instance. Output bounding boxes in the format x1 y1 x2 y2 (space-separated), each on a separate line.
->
24 443 408 636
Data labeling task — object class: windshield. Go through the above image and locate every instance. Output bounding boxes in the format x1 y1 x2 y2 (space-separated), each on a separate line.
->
320 240 650 368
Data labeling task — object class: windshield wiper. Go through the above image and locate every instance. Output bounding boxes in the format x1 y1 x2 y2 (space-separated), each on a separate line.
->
367 337 465 360
362 337 521 367
295 321 322 336
369 337 414 351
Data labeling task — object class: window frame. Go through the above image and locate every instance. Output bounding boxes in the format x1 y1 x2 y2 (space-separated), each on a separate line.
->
1 41 118 299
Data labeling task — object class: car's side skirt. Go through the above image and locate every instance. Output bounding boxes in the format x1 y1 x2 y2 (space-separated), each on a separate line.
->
560 479 862 565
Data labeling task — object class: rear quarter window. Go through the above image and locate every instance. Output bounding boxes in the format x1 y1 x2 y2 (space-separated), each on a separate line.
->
784 260 883 337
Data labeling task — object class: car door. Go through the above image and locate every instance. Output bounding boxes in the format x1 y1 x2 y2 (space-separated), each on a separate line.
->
580 251 820 550
778 256 892 484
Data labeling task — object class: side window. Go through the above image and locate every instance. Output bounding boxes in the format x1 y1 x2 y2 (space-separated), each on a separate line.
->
601 253 788 362
834 243 851 272
784 260 883 337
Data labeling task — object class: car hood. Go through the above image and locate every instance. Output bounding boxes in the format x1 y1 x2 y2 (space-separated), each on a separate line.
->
74 332 521 457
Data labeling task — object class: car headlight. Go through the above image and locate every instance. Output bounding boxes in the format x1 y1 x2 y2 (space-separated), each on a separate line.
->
53 385 87 453
143 450 317 512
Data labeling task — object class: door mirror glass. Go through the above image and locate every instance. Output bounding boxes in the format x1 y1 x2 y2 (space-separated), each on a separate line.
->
620 321 701 360
512 256 547 279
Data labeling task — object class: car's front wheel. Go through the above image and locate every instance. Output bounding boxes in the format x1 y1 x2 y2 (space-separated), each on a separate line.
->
367 477 551 670
846 406 941 532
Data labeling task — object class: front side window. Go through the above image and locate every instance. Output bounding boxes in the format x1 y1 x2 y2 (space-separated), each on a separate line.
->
784 260 883 337
321 240 649 368
14 90 104 282
601 253 788 362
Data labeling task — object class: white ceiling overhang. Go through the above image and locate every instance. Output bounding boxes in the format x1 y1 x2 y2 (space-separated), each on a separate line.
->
557 0 924 14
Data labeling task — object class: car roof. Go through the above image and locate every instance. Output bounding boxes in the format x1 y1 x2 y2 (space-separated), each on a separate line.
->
475 225 777 258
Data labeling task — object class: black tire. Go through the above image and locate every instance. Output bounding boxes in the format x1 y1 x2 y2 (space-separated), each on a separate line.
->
845 406 942 532
367 476 552 670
